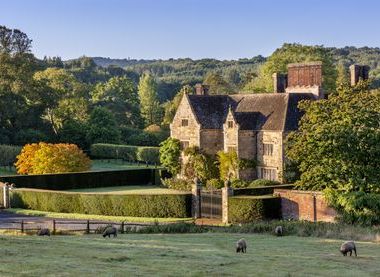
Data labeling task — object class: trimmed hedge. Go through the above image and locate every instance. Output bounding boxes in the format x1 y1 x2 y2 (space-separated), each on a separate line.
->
228 195 281 223
0 169 162 190
0 145 21 166
90 143 160 164
233 184 294 196
11 189 192 218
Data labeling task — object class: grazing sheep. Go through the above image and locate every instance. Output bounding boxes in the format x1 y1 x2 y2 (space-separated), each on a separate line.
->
37 228 50 236
340 241 357 257
236 238 247 253
275 226 283 236
102 226 117 238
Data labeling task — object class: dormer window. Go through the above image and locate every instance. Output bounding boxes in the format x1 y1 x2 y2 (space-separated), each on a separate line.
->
227 120 234 128
181 119 189 127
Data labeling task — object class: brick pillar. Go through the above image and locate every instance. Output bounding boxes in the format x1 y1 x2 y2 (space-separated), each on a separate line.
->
191 178 202 218
222 186 233 224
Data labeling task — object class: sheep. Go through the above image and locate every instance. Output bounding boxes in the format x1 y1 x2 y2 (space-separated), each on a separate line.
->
37 228 50 236
340 241 357 257
236 238 247 253
102 226 117 238
275 226 283 236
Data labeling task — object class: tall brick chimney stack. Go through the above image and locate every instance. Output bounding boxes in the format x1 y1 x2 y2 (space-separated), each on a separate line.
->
349 64 370 86
195 83 209 95
272 73 288 93
285 61 324 98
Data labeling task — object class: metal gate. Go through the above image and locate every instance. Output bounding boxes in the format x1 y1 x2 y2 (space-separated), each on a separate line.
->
200 189 222 219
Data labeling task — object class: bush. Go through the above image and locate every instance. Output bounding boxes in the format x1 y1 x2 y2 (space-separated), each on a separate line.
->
159 138 181 175
162 178 191 191
0 145 21 166
324 189 380 226
90 143 159 164
248 179 281 187
206 178 224 190
0 168 159 190
230 179 249 188
15 143 91 174
10 189 192 218
233 184 294 196
228 195 281 223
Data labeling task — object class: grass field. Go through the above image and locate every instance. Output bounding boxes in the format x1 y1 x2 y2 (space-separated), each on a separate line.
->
90 159 158 171
68 185 188 194
0 233 379 276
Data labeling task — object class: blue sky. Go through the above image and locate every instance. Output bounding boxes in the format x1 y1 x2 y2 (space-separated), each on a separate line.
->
1 0 379 60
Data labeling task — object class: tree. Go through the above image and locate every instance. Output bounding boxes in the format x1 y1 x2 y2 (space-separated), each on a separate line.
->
244 43 337 93
203 72 233 94
0 26 32 54
286 81 380 193
183 147 219 183
162 85 192 126
91 76 142 127
86 107 121 144
138 73 163 126
159 138 181 175
15 142 91 174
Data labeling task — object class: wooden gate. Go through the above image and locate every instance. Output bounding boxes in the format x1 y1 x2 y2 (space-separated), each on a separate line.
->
200 189 222 219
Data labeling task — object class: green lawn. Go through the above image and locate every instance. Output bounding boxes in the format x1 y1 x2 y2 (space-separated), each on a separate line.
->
0 233 378 276
7 208 192 223
68 185 189 194
0 167 16 176
90 159 158 171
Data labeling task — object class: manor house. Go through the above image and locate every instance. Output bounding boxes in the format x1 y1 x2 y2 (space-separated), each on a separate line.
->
170 63 369 182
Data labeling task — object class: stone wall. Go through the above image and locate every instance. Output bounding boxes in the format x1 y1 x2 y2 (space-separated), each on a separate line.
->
274 189 337 222
200 129 224 155
237 130 257 180
223 111 238 152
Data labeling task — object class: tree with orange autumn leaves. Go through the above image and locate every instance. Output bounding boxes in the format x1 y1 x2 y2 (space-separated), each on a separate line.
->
15 143 91 174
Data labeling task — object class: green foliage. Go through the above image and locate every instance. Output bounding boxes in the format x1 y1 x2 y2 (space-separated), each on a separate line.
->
216 151 255 181
159 138 181 175
286 83 380 193
161 178 191 191
11 189 192 218
0 145 21 166
245 43 337 93
248 179 281 187
90 143 160 164
233 184 294 196
183 147 219 183
138 73 163 126
324 189 380 226
59 120 90 150
162 86 190 126
203 72 233 94
86 107 121 144
206 178 224 189
14 129 48 146
228 196 281 223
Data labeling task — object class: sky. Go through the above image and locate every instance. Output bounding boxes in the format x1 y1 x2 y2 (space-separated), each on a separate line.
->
1 0 380 60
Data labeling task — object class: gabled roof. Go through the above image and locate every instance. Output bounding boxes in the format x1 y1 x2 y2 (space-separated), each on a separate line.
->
187 93 315 131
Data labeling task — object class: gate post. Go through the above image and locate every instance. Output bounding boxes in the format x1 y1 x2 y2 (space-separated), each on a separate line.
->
3 183 10 209
191 178 202 218
222 183 233 224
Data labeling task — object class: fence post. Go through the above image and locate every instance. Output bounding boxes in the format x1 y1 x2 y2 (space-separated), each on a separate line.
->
21 220 24 233
121 221 125 234
86 220 90 234
52 220 56 235
222 185 233 224
191 178 202 219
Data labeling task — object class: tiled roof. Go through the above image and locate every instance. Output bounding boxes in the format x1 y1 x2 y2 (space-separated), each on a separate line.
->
187 93 315 131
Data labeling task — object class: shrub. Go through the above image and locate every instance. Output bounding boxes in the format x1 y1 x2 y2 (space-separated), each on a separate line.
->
233 184 294 196
248 179 281 187
230 179 249 188
90 143 159 164
228 195 281 223
183 147 219 183
15 143 91 175
162 178 191 191
159 138 181 175
206 178 224 190
11 189 192 218
0 145 21 166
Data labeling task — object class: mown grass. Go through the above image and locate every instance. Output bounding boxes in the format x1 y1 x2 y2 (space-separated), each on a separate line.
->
90 159 158 171
67 185 188 194
0 233 379 276
7 208 192 223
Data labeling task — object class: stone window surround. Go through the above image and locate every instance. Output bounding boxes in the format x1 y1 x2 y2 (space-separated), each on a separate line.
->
263 143 274 156
257 166 277 181
181 118 189 127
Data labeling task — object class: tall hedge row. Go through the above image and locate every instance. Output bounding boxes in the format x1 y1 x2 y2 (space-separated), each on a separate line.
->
90 143 160 164
11 189 192 218
228 195 281 223
0 169 159 190
233 184 294 196
0 145 21 166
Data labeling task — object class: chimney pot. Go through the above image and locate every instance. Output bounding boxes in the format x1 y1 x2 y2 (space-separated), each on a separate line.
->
195 83 209 95
349 64 370 86
272 73 288 93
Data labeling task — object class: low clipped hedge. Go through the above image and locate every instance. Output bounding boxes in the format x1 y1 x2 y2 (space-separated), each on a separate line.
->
11 189 192 218
90 143 160 164
0 145 21 166
233 184 294 196
228 195 281 223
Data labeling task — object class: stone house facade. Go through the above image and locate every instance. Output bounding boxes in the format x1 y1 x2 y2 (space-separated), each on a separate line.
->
170 62 369 182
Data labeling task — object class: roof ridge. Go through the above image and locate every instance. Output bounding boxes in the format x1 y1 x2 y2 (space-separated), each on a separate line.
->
282 94 290 131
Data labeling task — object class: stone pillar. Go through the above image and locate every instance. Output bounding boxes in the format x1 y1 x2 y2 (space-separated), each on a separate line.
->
3 183 10 209
222 186 233 224
191 178 202 218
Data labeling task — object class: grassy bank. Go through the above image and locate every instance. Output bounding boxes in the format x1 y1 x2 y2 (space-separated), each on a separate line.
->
7 208 192 223
0 233 379 276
